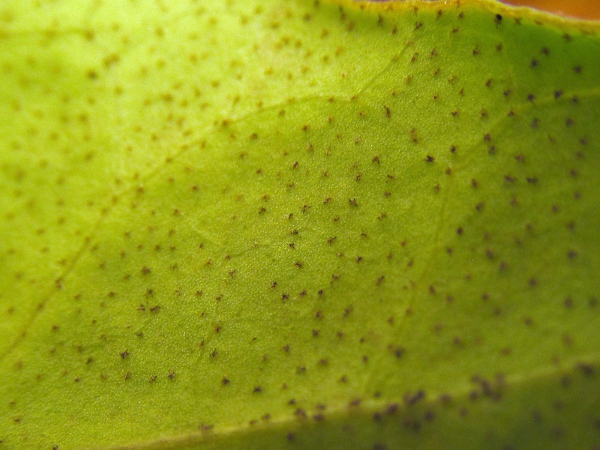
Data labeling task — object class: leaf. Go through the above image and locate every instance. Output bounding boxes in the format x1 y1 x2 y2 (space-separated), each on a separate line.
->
1 0 599 448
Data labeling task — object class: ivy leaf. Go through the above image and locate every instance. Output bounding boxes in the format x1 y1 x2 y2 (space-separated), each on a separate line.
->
1 0 599 448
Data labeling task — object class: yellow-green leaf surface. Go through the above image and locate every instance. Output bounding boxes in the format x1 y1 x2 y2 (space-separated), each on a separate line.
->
1 0 599 448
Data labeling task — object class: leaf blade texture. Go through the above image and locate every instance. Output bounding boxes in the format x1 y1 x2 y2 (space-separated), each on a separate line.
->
0 0 599 448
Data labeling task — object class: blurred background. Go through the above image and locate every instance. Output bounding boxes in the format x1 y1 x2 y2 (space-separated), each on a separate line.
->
502 0 600 19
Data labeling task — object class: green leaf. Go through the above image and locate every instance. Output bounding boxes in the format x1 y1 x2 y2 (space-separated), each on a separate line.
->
1 0 599 448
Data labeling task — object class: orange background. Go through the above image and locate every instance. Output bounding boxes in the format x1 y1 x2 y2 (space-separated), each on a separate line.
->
502 0 600 20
